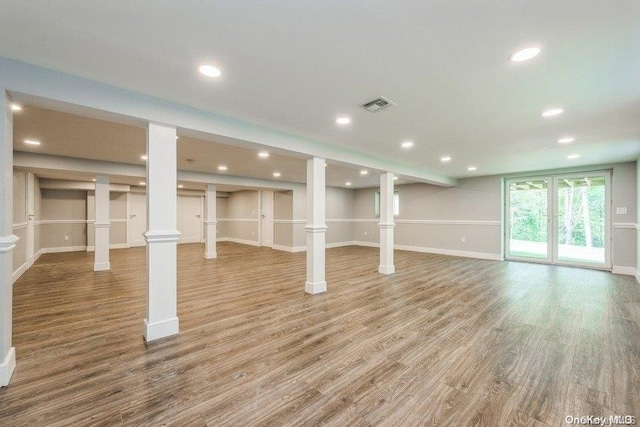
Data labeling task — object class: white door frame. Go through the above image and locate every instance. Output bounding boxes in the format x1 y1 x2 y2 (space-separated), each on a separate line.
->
26 173 35 266
505 170 612 269
258 191 274 248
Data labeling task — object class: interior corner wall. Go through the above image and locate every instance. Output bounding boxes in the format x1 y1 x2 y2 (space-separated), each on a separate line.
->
223 190 259 244
34 175 42 253
353 176 503 258
636 159 640 280
611 161 636 270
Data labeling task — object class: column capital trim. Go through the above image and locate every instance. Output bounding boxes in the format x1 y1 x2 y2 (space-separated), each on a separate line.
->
0 235 19 253
305 225 328 233
93 221 111 228
378 223 396 229
144 230 181 243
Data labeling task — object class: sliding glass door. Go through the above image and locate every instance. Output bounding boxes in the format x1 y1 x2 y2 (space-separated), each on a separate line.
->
506 172 611 269
506 179 551 262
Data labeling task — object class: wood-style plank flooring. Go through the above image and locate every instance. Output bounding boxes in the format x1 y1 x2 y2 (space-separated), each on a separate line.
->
1 243 638 426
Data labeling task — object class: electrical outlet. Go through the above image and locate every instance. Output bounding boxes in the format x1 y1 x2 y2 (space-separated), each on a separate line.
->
461 237 466 243
364 231 368 236
64 235 69 241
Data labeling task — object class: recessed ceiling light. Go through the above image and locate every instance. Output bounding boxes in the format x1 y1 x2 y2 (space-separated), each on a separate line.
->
139 181 146 186
177 184 184 189
509 47 541 62
468 166 477 171
541 108 564 117
198 64 222 78
345 182 352 186
441 156 451 162
10 104 22 111
401 141 414 148
273 172 281 178
92 178 96 182
360 170 368 175
176 136 179 140
567 154 580 159
393 176 399 181
336 117 351 125
24 139 41 146
258 151 269 158
557 137 575 144
141 155 148 161
218 165 228 171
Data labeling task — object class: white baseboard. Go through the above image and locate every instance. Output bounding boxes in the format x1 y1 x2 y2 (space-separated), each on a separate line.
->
144 317 179 342
224 237 260 247
273 241 355 253
0 347 16 387
216 237 227 242
351 241 503 261
635 269 640 284
178 238 202 244
12 262 28 282
41 245 87 254
612 266 636 276
86 243 130 252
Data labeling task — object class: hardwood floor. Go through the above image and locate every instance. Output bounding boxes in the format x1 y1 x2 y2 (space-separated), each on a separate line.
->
1 243 638 426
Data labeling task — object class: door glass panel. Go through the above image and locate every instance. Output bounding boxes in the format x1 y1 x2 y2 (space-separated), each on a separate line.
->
508 180 549 259
557 176 606 265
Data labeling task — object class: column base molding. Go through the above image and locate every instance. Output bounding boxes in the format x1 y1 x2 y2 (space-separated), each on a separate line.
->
305 281 327 295
93 262 111 271
144 317 179 342
204 251 217 259
304 225 328 233
0 235 19 253
0 347 16 387
378 265 396 275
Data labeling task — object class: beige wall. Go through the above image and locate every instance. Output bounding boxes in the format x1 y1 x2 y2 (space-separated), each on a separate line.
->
274 191 294 247
40 189 87 249
223 190 259 243
611 162 636 268
34 176 42 252
353 176 502 257
326 187 355 245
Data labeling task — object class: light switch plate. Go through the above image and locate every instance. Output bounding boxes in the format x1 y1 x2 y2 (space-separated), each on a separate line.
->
616 207 627 215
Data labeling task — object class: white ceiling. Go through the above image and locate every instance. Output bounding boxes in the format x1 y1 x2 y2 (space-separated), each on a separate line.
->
1 1 639 180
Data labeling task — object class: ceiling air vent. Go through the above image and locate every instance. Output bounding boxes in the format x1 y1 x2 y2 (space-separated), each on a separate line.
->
360 96 395 112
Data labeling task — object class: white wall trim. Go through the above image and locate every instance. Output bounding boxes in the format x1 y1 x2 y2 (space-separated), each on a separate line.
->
612 266 636 276
274 219 306 224
395 219 501 226
613 223 637 229
12 262 28 282
12 223 27 230
217 218 259 223
635 269 640 284
36 219 87 225
41 246 87 254
32 249 43 266
272 241 354 253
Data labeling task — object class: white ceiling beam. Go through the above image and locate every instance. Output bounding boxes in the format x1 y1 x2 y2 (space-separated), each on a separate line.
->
1 57 457 187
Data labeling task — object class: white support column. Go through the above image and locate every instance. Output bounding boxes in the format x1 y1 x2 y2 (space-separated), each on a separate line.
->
0 93 17 386
305 157 327 294
93 176 111 271
379 172 396 275
143 123 180 342
204 184 217 259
